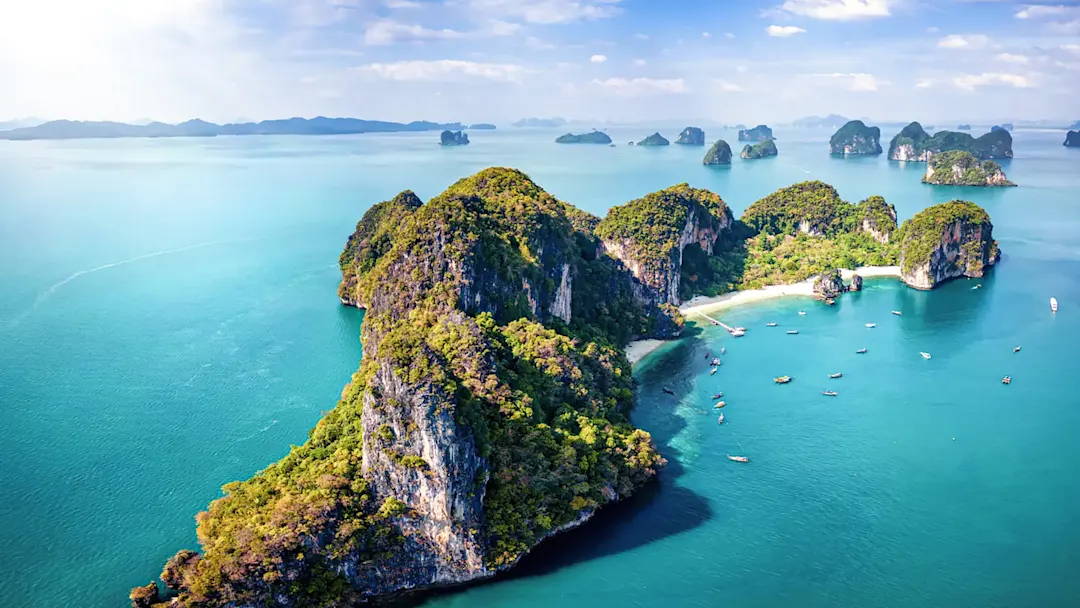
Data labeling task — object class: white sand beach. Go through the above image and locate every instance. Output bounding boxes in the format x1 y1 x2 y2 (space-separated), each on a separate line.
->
625 266 901 364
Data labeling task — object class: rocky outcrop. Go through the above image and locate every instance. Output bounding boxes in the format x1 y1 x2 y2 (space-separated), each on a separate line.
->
555 131 612 144
957 124 972 131
888 122 932 161
675 127 705 145
738 125 773 142
128 582 160 608
922 151 1015 187
849 274 863 292
888 122 1013 161
813 270 844 300
338 190 423 307
637 132 670 146
469 123 496 130
596 185 734 307
1065 131 1080 147
741 139 778 159
440 130 470 146
703 140 733 165
899 200 1000 289
857 195 898 244
829 120 882 155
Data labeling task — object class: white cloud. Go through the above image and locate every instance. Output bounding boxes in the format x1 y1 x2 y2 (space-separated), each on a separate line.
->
767 25 807 36
953 72 1032 90
915 80 933 89
814 72 882 91
725 32 735 38
633 58 647 66
717 80 744 92
635 33 650 40
1015 5 1076 19
926 26 940 33
361 59 524 82
466 0 624 24
592 77 687 95
590 54 608 63
488 20 524 36
1047 20 1080 33
702 32 712 38
775 0 891 21
938 34 991 49
385 0 423 7
1063 44 1080 52
736 65 748 72
996 52 1030 64
364 20 463 45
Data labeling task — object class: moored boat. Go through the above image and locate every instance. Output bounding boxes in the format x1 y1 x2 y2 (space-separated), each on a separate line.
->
727 455 749 463
822 390 838 397
865 323 876 328
774 375 792 384
720 347 726 355
717 413 725 424
787 330 799 335
732 329 746 337
712 392 723 399
710 367 718 375
798 311 807 316
662 387 675 395
892 310 902 316
829 373 842 379
856 348 867 354
920 352 932 359
711 358 721 366
714 401 726 408
1051 297 1058 312
1002 376 1012 385
766 322 778 327
1013 346 1021 353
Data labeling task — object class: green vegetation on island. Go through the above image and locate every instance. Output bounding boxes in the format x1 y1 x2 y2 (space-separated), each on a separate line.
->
440 130 470 146
898 200 999 288
469 123 496 130
887 122 1013 161
738 125 773 142
829 120 882 155
922 150 1015 187
703 140 733 165
740 139 777 159
637 132 670 146
555 131 613 144
675 127 705 145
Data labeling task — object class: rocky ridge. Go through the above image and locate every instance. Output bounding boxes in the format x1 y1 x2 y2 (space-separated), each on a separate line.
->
675 127 705 145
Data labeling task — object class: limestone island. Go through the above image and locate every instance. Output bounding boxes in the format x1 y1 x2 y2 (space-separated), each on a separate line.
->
992 124 1013 132
675 127 705 145
888 122 1013 162
469 123 497 130
556 131 612 144
738 125 773 142
922 150 1015 187
1064 131 1080 147
637 132 670 146
829 120 882 155
137 170 1000 607
957 124 972 131
703 140 733 165
741 139 778 159
440 130 470 146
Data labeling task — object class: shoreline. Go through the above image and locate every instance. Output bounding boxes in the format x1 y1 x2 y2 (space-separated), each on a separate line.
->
626 266 901 364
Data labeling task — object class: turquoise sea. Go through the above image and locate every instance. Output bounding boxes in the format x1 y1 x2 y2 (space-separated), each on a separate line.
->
2 126 1079 607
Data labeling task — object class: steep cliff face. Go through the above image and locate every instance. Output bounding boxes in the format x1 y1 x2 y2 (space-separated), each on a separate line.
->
888 122 932 161
147 168 666 607
813 269 844 300
922 151 1015 187
440 130 469 146
738 125 773 142
740 139 778 159
857 195 898 244
595 184 735 307
829 120 883 155
339 191 423 307
888 122 1013 161
703 139 732 165
899 200 1000 289
675 126 705 145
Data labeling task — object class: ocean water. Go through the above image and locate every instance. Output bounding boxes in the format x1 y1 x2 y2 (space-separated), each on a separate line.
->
1 127 1078 607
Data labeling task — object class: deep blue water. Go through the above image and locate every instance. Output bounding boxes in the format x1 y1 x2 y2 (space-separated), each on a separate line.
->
1 127 1078 607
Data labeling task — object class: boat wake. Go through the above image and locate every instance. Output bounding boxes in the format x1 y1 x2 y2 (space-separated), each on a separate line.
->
9 239 253 326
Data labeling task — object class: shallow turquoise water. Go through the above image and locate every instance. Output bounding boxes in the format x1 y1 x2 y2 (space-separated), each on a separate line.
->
1 127 1078 607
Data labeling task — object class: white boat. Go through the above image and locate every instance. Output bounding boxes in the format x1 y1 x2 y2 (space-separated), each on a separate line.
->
766 322 778 327
865 323 876 328
891 310 902 316
920 352 932 359
1051 297 1058 312
732 329 746 337
798 311 807 316
787 330 799 335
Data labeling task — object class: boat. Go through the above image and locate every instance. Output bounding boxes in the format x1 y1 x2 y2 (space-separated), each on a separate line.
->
1051 297 1058 312
829 373 843 379
704 352 711 360
972 284 982 290
1002 376 1012 385
787 330 799 335
662 387 675 395
712 392 723 399
865 323 876 328
717 413 725 424
711 358 721 366
822 390 838 397
732 329 746 337
714 401 726 408
735 327 747 332
798 311 807 316
920 352 932 359
727 455 749 463
1013 346 1021 353
710 367 718 375
856 348 867 354
720 347 727 355
892 310 902 316
774 375 792 384
766 322 778 327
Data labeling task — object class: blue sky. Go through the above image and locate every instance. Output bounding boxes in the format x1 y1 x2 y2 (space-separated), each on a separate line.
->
2 0 1078 123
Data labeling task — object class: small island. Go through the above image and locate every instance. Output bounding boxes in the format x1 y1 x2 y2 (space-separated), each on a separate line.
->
555 131 613 144
829 120 882 155
793 115 850 129
637 132 671 146
922 150 1015 187
440 130 470 146
513 117 566 128
675 127 705 145
703 140 733 165
957 124 972 131
899 200 999 289
1064 131 1080 147
992 124 1013 132
887 122 1013 161
738 125 773 142
469 123 496 130
741 139 778 159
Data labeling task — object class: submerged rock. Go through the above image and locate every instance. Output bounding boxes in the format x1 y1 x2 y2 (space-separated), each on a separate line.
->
899 200 1000 289
829 120 882 155
1065 131 1080 147
702 139 733 165
813 269 844 300
555 131 612 144
675 126 706 145
740 139 778 159
637 132 670 146
738 124 773 142
922 151 1015 187
440 130 470 146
